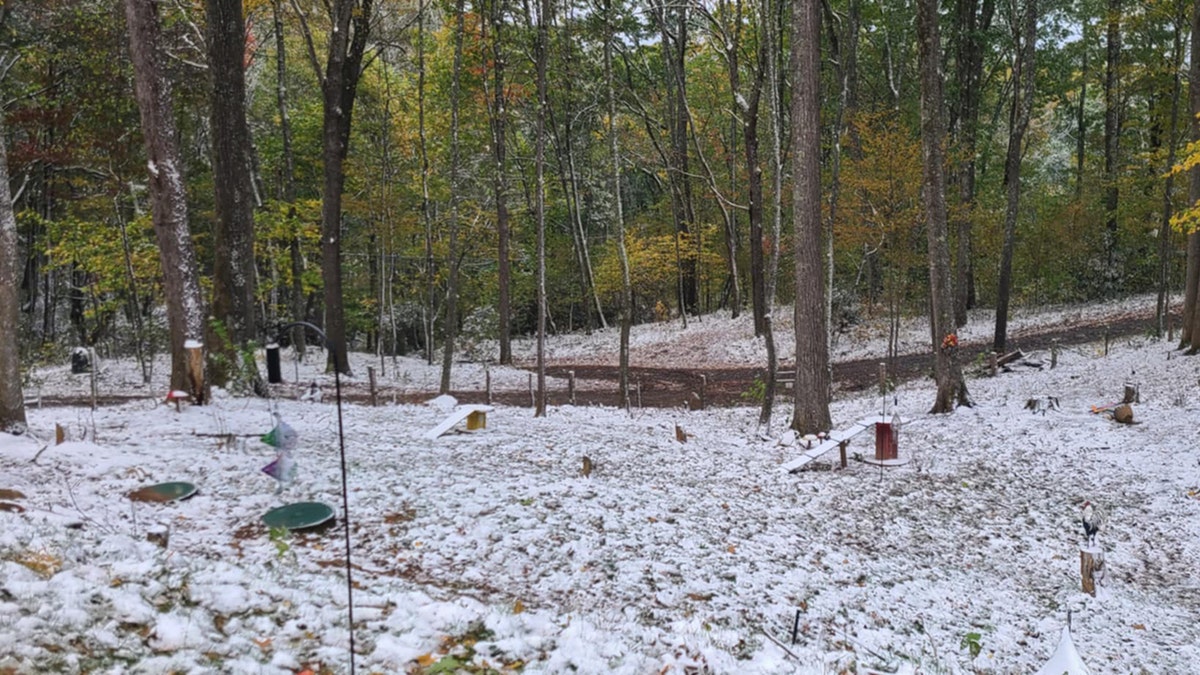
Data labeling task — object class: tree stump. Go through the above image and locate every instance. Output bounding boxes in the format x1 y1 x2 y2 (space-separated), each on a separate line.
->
1122 383 1139 404
186 342 205 404
1080 547 1104 596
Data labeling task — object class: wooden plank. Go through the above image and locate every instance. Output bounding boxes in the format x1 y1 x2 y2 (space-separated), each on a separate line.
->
782 417 886 473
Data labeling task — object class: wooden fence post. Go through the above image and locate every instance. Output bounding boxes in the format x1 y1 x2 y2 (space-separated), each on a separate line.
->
368 366 378 407
699 374 707 410
568 370 576 405
1050 339 1059 369
485 367 492 405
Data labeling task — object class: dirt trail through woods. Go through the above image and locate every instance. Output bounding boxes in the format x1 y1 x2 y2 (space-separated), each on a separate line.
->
497 308 1171 409
34 308 1172 410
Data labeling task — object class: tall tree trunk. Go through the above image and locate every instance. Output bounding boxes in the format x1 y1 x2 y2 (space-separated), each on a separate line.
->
992 0 1037 354
790 0 831 434
758 0 783 426
721 0 742 319
953 0 994 326
123 0 208 401
1182 0 1200 348
417 0 436 364
1156 10 1184 338
317 0 372 375
490 0 513 364
440 0 466 394
917 0 970 412
1103 0 1121 286
655 0 697 316
0 112 25 434
744 54 767 337
606 0 632 409
273 0 306 357
535 0 550 416
206 0 262 392
1076 20 1087 200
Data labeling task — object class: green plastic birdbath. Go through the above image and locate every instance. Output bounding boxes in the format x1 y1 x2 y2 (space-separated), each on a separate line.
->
262 502 335 531
127 482 198 503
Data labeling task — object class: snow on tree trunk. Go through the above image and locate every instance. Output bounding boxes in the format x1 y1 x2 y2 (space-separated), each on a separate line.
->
0 113 26 433
123 0 207 400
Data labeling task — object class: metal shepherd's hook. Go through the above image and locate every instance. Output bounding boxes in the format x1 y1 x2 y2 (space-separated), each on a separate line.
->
276 321 357 673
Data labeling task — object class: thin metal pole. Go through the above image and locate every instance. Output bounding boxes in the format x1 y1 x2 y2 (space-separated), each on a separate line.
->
277 322 356 672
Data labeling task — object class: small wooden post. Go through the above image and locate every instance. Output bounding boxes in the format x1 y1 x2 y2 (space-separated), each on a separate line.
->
186 341 205 404
988 351 998 377
368 366 378 407
1122 383 1138 405
699 374 707 410
1080 548 1103 596
839 440 848 469
1050 339 1059 369
55 423 65 445
568 370 576 405
485 367 492 405
89 348 98 412
528 373 535 407
636 377 642 409
1103 324 1110 356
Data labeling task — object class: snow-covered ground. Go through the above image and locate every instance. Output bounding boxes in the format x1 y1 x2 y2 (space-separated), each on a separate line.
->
2 295 1199 674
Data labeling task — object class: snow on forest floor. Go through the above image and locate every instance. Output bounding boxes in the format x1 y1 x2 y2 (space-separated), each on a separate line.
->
2 295 1200 674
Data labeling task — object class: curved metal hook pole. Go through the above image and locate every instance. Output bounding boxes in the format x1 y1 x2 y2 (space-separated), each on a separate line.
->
276 321 356 673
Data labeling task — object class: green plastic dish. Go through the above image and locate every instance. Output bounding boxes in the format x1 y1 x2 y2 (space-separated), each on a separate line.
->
127 482 198 503
262 501 335 530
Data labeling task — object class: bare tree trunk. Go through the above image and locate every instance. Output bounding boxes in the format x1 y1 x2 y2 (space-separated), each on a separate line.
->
490 0 513 364
1103 0 1122 287
917 0 970 412
606 0 632 410
1184 0 1200 349
0 111 26 433
417 0 436 364
1076 20 1087 200
654 0 698 316
273 0 306 358
314 0 373 375
744 52 767 337
535 0 550 416
123 0 208 400
993 0 1037 354
952 0 993 325
440 0 466 394
207 0 262 392
790 0 831 434
1156 10 1184 339
759 0 784 426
